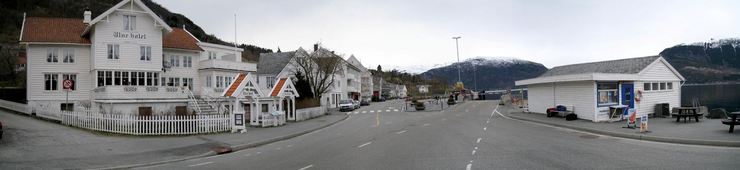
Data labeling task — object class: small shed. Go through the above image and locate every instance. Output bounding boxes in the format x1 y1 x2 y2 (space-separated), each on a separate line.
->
515 56 685 122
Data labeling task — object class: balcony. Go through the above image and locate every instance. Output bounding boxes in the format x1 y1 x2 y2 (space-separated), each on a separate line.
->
92 86 188 100
199 59 256 72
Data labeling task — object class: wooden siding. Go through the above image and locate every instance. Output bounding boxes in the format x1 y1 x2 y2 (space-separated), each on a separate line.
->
527 83 554 114
26 44 92 101
91 3 163 72
553 81 597 121
636 60 682 117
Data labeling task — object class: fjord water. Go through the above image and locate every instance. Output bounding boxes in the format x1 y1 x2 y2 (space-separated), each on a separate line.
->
682 83 740 112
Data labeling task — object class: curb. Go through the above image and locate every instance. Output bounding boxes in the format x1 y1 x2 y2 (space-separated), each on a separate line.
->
506 113 740 147
98 113 350 169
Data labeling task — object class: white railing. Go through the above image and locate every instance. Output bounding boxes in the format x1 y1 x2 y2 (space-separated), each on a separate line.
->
183 87 202 114
59 109 231 135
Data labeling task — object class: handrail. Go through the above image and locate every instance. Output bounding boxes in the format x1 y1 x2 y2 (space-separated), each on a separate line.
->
182 87 202 114
201 87 229 115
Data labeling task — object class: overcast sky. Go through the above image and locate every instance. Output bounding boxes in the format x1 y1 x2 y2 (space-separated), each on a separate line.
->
155 0 740 72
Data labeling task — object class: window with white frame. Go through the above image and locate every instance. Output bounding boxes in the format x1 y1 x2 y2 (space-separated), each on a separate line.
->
597 83 618 106
644 82 673 92
225 76 232 87
107 44 120 59
183 56 192 67
208 51 217 60
114 71 121 85
130 71 138 86
206 76 212 87
47 48 58 63
123 15 136 30
62 74 76 90
266 76 275 88
140 46 151 61
138 72 145 85
122 72 130 85
105 71 112 86
146 72 153 86
44 74 58 91
169 55 177 67
216 76 223 88
153 73 159 86
174 56 180 67
63 48 74 63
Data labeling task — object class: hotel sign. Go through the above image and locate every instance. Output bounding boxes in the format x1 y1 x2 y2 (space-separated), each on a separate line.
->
113 32 147 39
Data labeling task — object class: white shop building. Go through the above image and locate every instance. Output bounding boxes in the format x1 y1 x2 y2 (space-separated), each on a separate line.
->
515 56 685 122
20 0 255 117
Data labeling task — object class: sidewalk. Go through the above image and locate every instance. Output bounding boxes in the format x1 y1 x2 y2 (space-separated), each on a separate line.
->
0 109 348 169
503 106 740 147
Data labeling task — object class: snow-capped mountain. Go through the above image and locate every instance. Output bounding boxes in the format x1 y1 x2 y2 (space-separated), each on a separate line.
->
420 57 547 91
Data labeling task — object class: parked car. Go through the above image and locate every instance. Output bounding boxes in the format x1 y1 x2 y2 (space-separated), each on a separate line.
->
360 99 370 106
339 100 355 112
353 100 361 109
0 120 3 140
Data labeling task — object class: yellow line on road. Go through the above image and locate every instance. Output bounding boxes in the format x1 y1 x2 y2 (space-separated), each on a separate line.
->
376 112 380 127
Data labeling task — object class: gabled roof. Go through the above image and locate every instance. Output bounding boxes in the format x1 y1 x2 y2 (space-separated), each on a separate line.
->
223 73 248 97
515 56 685 85
20 17 200 51
20 17 91 44
83 0 172 35
257 52 295 75
539 56 660 77
269 77 299 97
163 28 202 51
346 55 368 72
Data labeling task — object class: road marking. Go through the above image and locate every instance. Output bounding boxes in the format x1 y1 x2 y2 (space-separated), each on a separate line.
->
276 147 282 150
188 162 213 167
256 152 261 154
287 144 293 148
476 138 481 143
298 164 314 170
423 123 430 127
362 111 367 113
486 120 490 124
394 109 399 112
358 141 373 148
244 153 252 156
376 113 380 127
377 110 382 113
386 110 391 112
466 163 472 170
483 127 487 131
397 130 407 134
472 150 476 155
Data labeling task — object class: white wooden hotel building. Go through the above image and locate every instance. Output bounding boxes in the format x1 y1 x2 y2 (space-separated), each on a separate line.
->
20 0 255 117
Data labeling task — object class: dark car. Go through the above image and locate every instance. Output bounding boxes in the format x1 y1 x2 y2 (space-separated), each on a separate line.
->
0 120 3 140
360 99 370 106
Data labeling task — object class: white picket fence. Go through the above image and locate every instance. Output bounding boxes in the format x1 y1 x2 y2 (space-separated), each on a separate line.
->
59 110 231 135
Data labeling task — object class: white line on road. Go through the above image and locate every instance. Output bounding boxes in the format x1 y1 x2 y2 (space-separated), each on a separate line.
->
377 110 382 113
423 123 430 127
394 109 399 112
287 144 293 148
466 163 472 170
362 111 367 113
276 147 282 150
397 130 407 134
298 164 314 170
188 161 213 167
472 150 476 155
386 110 391 112
486 120 490 124
358 141 373 148
476 138 481 143
370 110 375 113
483 127 487 131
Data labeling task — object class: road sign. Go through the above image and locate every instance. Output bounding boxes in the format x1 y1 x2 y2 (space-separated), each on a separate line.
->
63 79 74 90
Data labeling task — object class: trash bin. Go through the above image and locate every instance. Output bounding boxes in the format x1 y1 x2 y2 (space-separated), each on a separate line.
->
654 103 669 118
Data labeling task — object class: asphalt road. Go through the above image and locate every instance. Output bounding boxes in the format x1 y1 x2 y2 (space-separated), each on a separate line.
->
140 100 740 170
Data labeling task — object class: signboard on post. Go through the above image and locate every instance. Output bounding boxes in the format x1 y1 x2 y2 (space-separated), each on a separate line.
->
640 115 649 133
63 79 74 91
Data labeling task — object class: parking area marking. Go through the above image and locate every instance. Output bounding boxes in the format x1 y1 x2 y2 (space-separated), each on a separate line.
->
298 164 314 170
358 141 373 148
397 130 407 134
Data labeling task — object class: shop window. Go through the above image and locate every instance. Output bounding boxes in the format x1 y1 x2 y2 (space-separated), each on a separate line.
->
597 83 618 106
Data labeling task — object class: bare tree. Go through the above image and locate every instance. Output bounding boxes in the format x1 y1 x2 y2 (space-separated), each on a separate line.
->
291 45 344 99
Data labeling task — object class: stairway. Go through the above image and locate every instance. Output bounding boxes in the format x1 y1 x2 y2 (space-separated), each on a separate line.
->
188 98 220 115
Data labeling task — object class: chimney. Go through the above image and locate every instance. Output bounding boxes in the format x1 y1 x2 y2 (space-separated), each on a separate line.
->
83 8 91 24
313 44 318 51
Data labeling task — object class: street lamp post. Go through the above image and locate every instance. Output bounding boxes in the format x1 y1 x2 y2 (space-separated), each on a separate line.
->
452 36 461 83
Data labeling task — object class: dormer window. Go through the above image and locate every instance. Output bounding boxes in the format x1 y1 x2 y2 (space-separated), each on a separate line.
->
123 15 137 31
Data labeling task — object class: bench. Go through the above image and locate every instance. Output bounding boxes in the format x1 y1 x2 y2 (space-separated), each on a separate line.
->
721 120 740 133
671 107 703 123
547 105 574 118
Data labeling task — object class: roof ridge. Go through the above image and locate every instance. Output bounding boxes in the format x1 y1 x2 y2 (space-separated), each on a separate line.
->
550 55 658 69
